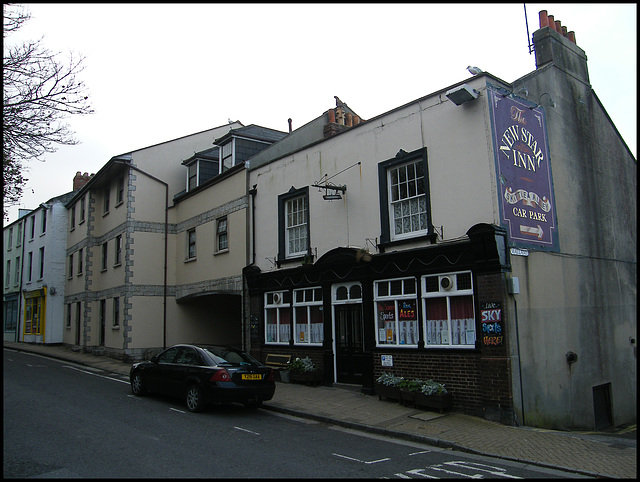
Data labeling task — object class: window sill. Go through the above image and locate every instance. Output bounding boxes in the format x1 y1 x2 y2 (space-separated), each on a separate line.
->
214 249 228 256
184 257 196 263
111 325 120 330
378 233 437 253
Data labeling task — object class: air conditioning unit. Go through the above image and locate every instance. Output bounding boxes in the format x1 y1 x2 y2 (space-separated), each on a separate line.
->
440 275 454 291
272 292 282 304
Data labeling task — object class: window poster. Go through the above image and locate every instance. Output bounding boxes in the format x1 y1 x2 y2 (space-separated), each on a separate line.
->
489 88 558 250
481 302 503 346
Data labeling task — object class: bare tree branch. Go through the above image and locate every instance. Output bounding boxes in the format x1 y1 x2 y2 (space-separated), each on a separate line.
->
3 4 93 219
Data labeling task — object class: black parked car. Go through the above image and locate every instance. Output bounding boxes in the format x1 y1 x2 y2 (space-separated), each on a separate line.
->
129 344 276 412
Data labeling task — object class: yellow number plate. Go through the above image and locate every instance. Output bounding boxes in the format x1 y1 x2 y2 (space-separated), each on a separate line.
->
242 374 262 380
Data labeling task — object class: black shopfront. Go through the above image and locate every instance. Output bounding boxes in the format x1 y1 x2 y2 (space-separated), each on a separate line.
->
244 223 515 423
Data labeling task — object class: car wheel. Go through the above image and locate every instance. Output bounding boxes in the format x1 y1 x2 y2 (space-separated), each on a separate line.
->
185 384 205 412
131 372 146 396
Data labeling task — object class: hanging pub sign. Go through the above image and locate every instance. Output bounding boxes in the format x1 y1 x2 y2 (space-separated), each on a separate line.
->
488 88 558 250
481 302 503 346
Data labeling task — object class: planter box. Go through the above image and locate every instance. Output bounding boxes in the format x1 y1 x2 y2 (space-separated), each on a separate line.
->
290 370 323 386
400 389 418 407
375 384 401 402
414 391 453 413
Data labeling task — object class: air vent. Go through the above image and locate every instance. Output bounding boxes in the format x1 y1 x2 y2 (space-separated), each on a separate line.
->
440 276 454 291
272 293 282 304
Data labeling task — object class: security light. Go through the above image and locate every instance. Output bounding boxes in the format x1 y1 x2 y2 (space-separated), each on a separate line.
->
446 84 479 106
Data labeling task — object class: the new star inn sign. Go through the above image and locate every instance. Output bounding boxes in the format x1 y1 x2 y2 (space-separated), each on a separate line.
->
489 88 558 250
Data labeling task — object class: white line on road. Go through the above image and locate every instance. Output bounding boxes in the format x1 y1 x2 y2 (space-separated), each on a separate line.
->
234 426 260 435
170 408 186 414
332 453 390 464
63 365 130 384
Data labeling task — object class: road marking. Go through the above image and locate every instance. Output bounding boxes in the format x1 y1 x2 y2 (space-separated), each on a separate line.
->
63 365 129 384
409 450 432 456
332 453 390 464
234 426 260 435
170 408 186 414
444 461 522 478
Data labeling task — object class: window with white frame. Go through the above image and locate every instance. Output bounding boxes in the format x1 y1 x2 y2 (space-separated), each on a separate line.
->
286 195 308 257
264 290 291 344
186 228 196 260
278 187 310 262
422 271 476 347
221 141 233 172
375 277 418 346
389 160 427 239
378 148 432 244
293 287 323 345
216 217 228 252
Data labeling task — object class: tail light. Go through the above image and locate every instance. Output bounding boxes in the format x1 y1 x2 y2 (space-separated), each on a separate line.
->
210 368 231 382
268 368 275 382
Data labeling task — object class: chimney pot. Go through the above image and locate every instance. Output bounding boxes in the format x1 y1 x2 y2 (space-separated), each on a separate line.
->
548 15 555 31
328 109 336 123
345 112 353 127
539 10 549 28
567 31 576 43
555 20 562 32
288 118 292 133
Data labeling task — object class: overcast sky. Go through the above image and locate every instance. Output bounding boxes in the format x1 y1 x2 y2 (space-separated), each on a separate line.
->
4 3 636 224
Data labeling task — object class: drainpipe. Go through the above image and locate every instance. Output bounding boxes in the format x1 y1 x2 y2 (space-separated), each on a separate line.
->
17 215 27 342
113 159 169 350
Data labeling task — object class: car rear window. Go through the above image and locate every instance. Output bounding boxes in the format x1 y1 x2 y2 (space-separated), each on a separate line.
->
202 347 261 366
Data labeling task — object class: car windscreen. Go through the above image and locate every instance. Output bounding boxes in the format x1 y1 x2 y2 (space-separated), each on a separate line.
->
201 347 261 366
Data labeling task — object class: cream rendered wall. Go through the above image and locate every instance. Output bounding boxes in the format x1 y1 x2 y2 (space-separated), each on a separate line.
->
172 170 248 285
251 79 498 269
130 123 241 201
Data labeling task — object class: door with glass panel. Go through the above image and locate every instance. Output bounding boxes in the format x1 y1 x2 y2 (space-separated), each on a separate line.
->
333 283 364 385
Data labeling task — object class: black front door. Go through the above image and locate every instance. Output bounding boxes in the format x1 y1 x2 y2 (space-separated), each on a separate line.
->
334 304 364 385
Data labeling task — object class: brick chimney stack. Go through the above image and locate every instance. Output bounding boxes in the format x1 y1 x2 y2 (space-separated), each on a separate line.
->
73 171 94 191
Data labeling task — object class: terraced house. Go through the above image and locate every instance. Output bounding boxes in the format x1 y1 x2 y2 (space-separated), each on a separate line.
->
7 10 634 433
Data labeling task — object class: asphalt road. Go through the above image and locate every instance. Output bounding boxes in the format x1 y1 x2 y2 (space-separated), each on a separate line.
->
4 349 587 478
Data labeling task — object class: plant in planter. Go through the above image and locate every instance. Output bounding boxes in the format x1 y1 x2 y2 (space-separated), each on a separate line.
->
414 379 452 413
289 357 322 385
398 378 425 406
375 372 403 401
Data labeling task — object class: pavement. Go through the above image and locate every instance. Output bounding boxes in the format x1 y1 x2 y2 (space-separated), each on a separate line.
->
4 341 636 479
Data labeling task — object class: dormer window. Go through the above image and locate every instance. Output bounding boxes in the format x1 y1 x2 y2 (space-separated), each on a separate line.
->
184 147 220 192
221 142 233 172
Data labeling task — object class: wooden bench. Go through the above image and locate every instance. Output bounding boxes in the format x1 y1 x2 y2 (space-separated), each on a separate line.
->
264 354 291 369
